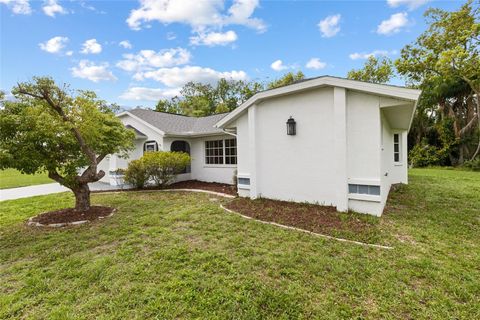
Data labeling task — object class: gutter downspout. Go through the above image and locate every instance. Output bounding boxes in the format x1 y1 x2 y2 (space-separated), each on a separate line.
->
222 129 237 137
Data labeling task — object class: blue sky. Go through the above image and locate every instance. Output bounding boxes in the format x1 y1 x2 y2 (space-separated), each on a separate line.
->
0 0 461 108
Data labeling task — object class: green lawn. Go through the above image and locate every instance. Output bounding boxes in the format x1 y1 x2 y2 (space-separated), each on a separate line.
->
0 168 479 319
0 169 52 189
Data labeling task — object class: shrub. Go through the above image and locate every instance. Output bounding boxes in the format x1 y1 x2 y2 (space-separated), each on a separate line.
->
409 141 448 167
142 151 191 188
462 157 480 171
124 159 149 189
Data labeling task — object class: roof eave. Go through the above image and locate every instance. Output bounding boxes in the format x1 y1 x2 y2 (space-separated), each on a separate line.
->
215 76 422 129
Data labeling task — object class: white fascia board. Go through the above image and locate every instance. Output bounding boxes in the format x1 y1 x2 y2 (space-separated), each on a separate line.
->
215 76 422 128
116 111 166 136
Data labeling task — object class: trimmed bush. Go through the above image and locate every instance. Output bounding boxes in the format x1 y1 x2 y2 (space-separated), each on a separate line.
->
124 159 149 189
142 151 191 188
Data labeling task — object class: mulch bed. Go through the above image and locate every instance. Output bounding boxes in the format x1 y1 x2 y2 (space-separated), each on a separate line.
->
167 180 237 196
29 206 115 225
225 198 377 236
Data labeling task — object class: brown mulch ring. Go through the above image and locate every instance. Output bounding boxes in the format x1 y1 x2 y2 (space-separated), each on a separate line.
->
225 198 386 243
166 180 237 196
28 206 115 227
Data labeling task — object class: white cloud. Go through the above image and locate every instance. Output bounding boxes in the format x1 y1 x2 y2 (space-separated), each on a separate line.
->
66 50 73 56
81 39 102 54
126 0 265 32
270 59 288 71
135 66 248 87
119 87 180 101
387 0 430 10
318 14 341 38
71 60 117 82
117 48 191 72
305 58 326 70
190 30 238 46
119 40 132 49
349 50 397 60
0 0 31 15
167 32 177 40
42 0 67 17
39 36 69 54
377 12 409 35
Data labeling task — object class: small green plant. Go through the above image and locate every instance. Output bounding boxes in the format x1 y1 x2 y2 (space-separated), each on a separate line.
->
142 151 191 188
124 159 149 189
462 157 480 171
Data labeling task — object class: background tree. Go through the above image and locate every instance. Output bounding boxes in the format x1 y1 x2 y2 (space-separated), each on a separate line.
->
0 77 134 212
347 56 394 84
155 79 263 117
267 71 305 89
396 0 479 163
154 72 307 117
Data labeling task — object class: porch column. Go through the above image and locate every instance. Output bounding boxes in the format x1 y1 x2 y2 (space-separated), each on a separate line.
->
334 87 348 212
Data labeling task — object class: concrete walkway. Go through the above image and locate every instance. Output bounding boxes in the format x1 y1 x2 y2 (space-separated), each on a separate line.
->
0 182 121 202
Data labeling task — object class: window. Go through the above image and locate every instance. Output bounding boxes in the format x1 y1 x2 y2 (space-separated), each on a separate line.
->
225 138 237 165
348 184 380 196
393 133 401 163
205 140 224 164
238 177 250 185
205 138 237 165
143 141 158 153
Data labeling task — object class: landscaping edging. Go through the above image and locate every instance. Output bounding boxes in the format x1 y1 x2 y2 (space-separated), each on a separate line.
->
220 204 394 250
27 208 116 228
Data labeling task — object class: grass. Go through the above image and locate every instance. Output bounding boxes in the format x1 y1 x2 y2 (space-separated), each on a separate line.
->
0 169 52 189
0 168 479 319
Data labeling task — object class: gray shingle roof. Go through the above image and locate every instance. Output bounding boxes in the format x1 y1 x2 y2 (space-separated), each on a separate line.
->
127 108 228 136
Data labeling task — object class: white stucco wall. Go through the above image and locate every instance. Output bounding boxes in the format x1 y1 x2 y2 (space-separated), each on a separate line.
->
189 135 237 184
235 87 337 205
231 86 413 216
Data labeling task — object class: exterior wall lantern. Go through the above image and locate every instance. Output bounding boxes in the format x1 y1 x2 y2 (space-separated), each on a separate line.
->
286 116 296 135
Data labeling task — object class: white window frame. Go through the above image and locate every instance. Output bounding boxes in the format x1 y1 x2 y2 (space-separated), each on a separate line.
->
204 138 237 166
144 140 158 154
393 133 402 164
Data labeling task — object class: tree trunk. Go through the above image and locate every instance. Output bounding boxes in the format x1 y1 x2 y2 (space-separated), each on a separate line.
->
72 183 91 212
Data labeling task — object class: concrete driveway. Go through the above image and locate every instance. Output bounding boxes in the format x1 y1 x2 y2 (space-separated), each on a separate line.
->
0 182 121 202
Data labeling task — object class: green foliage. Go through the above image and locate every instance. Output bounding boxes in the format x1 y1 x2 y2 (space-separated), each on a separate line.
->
396 0 480 165
124 151 191 188
142 151 191 187
155 79 263 117
409 142 444 167
0 77 134 181
267 71 305 89
347 56 394 84
462 157 480 171
0 77 135 210
124 159 149 189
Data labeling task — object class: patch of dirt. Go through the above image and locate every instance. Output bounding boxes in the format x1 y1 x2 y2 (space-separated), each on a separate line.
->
225 198 377 236
29 206 114 225
167 180 237 196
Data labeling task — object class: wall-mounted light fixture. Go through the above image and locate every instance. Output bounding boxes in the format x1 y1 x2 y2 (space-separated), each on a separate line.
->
286 116 296 135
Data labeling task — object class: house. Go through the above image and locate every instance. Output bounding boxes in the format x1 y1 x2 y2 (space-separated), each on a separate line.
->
100 76 421 216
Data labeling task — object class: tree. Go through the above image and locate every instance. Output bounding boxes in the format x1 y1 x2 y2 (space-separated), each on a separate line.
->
267 71 305 89
155 79 263 117
347 56 394 84
396 0 480 162
0 77 135 211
